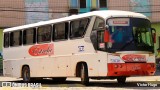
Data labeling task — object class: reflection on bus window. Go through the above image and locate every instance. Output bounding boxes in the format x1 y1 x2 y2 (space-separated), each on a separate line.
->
37 25 52 43
133 27 152 46
93 17 104 30
10 31 22 46
23 28 36 45
54 23 67 40
109 26 133 43
4 33 9 48
97 31 105 51
70 18 89 38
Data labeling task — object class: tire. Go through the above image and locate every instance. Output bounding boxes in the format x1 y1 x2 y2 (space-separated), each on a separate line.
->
80 63 89 85
117 77 126 84
52 77 67 82
22 66 30 83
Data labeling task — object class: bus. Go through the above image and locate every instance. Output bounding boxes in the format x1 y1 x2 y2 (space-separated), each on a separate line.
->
3 10 156 85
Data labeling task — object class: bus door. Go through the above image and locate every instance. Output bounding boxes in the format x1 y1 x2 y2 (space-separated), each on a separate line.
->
90 17 108 76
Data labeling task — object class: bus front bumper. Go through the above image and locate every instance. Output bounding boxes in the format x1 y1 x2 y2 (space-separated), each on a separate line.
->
107 63 155 76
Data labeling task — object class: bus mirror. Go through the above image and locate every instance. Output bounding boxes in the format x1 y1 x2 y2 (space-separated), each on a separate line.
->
151 28 156 43
104 30 110 42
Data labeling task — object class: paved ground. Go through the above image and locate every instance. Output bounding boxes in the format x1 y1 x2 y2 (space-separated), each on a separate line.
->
0 75 160 90
0 70 159 90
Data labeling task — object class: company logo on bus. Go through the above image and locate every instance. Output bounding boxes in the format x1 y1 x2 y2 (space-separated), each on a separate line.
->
29 44 54 56
122 54 146 62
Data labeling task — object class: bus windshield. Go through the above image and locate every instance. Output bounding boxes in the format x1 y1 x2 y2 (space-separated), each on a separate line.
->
107 18 154 53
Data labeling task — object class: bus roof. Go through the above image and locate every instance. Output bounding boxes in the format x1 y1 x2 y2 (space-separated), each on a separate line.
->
3 10 148 32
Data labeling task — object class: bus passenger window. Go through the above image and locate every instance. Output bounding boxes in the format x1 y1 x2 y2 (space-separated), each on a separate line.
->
4 33 9 48
10 31 22 46
53 22 68 40
93 17 105 30
37 25 52 43
23 28 36 45
70 18 89 38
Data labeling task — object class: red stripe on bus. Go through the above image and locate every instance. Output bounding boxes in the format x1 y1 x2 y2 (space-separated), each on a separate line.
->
107 63 155 76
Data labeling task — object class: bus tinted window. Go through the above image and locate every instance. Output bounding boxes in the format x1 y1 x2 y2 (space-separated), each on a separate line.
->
93 17 105 30
70 18 89 38
97 31 105 51
91 17 105 51
23 28 36 45
37 25 52 43
4 33 9 48
10 31 22 46
53 22 68 40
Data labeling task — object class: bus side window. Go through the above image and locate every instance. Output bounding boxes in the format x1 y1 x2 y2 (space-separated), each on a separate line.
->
93 17 105 30
97 31 106 51
4 33 9 48
37 25 52 43
53 22 68 41
91 17 105 50
70 18 89 38
10 31 22 47
23 28 36 45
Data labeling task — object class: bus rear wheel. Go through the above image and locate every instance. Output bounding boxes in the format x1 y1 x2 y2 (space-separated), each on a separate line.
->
80 63 89 85
117 77 126 84
22 66 30 83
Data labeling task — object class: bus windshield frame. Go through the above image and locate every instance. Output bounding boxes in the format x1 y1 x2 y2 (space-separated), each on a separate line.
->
106 17 154 53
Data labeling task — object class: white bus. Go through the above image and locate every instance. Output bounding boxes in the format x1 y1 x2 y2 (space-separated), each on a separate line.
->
3 10 156 85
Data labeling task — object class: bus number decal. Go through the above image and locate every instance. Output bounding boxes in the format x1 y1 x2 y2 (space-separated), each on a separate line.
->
28 44 54 56
78 46 84 52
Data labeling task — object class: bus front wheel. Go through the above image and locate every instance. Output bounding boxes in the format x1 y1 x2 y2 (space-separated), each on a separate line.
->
22 66 30 83
80 63 89 85
117 77 126 84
